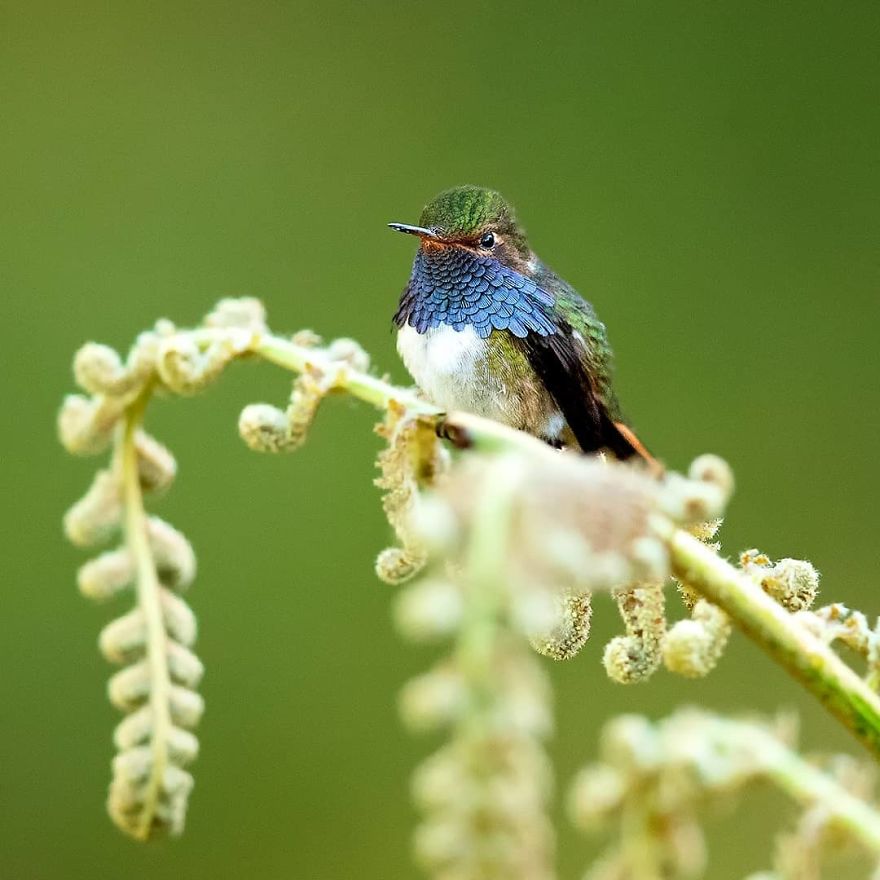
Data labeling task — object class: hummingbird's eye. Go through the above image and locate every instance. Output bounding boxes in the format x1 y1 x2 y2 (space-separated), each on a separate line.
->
479 231 496 249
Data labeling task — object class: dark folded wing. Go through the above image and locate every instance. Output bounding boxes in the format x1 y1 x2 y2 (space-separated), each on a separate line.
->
518 324 645 460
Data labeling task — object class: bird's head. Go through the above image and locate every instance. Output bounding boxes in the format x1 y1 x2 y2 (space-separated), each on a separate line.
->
389 185 531 268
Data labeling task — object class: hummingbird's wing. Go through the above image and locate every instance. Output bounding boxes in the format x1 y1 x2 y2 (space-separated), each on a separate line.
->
520 266 658 467
520 324 644 459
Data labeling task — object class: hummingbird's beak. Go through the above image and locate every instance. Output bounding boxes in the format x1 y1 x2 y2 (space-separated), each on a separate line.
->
388 222 440 240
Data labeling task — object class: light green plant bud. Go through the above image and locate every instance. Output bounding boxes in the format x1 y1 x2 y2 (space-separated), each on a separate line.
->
58 393 126 456
167 641 205 687
795 603 880 689
99 609 147 663
411 747 471 812
113 712 200 769
239 367 336 453
147 517 196 589
740 548 770 568
107 776 142 819
568 764 626 830
741 550 820 613
374 410 444 585
64 469 122 547
108 758 194 837
78 548 134 601
656 455 733 527
599 714 662 773
238 403 290 452
603 582 667 684
108 661 151 710
326 336 370 372
115 723 201 767
130 328 163 366
135 431 176 492
159 588 197 646
113 706 153 751
659 473 727 525
529 591 592 661
376 546 424 585
689 518 723 543
73 335 157 397
663 599 732 678
762 559 820 612
153 794 188 832
291 328 322 347
169 685 205 728
148 315 172 333
112 744 154 783
689 454 735 500
399 666 468 733
74 343 127 395
163 763 195 798
203 296 267 332
412 815 469 871
394 578 463 642
156 333 239 395
167 726 200 765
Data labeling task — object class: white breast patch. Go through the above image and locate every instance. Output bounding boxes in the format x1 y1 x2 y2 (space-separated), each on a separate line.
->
397 324 504 417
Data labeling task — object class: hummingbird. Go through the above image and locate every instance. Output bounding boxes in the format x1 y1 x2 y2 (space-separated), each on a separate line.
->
389 185 655 467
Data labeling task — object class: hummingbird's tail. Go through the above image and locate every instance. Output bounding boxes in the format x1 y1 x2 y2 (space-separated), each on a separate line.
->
608 420 663 477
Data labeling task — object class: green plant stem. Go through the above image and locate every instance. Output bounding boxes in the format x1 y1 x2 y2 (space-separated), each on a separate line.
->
120 394 171 840
253 333 440 415
665 526 880 760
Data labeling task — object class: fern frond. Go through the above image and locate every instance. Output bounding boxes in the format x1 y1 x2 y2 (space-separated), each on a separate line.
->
63 380 203 839
104 410 202 838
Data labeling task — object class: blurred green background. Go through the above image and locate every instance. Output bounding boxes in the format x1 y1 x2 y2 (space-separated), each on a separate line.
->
2 1 879 877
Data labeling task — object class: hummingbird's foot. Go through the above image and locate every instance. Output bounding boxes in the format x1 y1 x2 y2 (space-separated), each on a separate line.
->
435 416 472 450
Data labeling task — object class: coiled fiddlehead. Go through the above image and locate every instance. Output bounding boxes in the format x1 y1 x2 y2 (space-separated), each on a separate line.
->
61 318 207 840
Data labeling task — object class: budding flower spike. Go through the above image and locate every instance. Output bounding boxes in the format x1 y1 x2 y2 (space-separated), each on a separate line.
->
59 286 880 878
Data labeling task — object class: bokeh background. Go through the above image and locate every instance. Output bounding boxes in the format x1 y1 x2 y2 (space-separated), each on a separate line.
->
3 2 879 878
